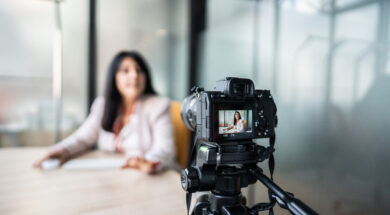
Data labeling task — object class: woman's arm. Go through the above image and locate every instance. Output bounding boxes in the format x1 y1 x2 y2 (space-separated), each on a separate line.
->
143 97 176 172
34 97 105 168
52 97 105 156
223 125 234 131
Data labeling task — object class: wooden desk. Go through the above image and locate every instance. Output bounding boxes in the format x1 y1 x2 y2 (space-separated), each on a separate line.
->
0 148 186 215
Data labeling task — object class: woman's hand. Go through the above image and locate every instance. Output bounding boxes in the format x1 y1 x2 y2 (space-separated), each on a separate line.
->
121 157 159 174
33 147 70 169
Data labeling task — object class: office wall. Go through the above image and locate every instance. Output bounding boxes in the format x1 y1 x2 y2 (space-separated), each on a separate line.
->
200 0 390 214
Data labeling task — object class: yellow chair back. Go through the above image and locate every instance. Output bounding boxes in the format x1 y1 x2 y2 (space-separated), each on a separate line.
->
170 101 190 169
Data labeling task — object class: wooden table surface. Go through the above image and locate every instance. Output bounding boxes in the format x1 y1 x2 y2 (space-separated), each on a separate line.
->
0 148 186 215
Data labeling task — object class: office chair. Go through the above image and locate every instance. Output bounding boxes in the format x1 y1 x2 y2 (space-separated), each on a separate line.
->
170 101 190 169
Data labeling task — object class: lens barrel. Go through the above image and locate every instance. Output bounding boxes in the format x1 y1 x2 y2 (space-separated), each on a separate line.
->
180 94 198 131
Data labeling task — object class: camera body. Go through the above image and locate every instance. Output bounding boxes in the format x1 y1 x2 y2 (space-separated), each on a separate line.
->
183 77 277 143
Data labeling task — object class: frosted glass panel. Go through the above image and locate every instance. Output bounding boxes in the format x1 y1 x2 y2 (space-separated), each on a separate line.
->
200 0 255 90
0 0 88 147
0 0 54 147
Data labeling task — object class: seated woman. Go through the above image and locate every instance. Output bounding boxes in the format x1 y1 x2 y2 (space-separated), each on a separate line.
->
34 51 176 173
223 111 244 133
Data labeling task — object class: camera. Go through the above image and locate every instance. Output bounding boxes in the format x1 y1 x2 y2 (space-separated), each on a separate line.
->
180 77 318 215
181 77 277 142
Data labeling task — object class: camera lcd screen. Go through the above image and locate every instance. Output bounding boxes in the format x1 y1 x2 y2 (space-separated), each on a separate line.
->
218 110 253 135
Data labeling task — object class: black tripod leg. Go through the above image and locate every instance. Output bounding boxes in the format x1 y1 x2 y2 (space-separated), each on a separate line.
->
249 168 319 215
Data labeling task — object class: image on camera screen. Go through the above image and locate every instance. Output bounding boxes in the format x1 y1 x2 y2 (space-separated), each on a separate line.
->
218 110 252 134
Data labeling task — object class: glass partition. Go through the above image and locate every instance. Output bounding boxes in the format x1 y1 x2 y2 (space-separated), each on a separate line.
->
0 0 88 147
0 1 53 148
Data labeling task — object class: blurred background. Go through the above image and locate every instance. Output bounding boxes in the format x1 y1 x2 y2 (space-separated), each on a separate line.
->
0 0 389 214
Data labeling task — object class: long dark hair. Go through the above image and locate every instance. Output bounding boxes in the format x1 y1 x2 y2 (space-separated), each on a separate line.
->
233 111 241 126
101 51 157 132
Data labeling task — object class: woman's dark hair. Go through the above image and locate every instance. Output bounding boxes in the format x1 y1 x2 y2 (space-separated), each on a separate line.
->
233 111 241 126
102 50 157 131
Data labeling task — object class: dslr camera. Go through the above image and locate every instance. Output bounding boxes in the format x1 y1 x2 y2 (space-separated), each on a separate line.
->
180 77 318 215
182 77 277 143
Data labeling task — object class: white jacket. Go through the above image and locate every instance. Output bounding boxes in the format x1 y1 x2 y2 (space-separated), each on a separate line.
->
53 95 176 169
234 119 244 132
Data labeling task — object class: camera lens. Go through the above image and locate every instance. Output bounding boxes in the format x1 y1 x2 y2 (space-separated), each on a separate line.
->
180 94 198 131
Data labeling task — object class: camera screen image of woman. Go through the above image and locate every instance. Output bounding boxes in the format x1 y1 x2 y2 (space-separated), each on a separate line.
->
33 51 176 174
219 110 251 134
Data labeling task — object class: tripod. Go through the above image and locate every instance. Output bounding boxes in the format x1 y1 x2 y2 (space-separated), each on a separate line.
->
181 141 318 215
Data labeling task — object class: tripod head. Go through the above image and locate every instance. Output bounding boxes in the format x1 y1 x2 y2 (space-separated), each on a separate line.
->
181 140 273 193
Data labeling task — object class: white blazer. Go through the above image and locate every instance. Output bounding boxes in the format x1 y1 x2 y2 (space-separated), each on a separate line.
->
234 119 244 132
52 95 177 169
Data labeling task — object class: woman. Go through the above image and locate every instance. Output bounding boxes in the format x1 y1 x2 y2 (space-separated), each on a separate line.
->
223 111 244 133
33 51 176 173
